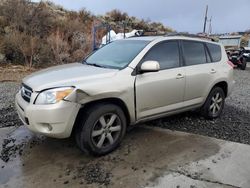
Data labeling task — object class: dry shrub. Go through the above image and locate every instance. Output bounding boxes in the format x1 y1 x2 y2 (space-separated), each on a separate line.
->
0 0 173 68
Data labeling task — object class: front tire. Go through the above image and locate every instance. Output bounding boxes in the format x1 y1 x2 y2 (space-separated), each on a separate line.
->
201 87 225 119
75 103 127 156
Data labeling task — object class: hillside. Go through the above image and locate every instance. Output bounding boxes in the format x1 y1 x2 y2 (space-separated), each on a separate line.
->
0 0 173 68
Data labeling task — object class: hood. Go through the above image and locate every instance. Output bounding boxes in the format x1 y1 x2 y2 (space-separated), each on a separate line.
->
23 63 118 91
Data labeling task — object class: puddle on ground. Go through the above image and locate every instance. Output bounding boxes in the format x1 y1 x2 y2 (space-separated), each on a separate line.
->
0 125 220 188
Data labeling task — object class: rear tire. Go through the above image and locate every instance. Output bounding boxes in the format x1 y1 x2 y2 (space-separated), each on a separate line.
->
240 58 247 70
75 103 127 156
201 87 225 119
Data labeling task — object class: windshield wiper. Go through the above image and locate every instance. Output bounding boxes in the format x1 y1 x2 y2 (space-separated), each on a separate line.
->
88 63 106 68
83 60 110 69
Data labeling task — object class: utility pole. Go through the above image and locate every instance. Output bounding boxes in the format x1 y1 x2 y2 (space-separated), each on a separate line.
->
208 16 212 35
203 5 208 34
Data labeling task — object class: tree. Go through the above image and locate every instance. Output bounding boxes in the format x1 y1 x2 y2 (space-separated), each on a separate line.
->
47 28 70 64
27 1 56 37
0 0 29 32
6 31 41 67
106 9 128 22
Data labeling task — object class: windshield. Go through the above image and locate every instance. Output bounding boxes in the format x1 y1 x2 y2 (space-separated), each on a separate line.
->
85 40 150 69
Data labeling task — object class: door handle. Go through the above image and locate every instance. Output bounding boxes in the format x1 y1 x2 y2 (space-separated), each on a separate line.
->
210 69 216 74
176 73 184 79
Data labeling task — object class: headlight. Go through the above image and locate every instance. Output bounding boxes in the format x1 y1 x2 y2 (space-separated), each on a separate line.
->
35 87 74 105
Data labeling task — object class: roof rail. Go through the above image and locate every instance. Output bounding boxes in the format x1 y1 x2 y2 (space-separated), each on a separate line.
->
140 30 166 36
135 31 216 42
166 32 216 41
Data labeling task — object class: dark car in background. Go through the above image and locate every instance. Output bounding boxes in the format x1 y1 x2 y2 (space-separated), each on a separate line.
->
227 48 247 70
243 47 250 62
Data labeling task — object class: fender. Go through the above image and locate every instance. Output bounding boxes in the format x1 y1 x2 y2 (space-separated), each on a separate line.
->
65 88 136 124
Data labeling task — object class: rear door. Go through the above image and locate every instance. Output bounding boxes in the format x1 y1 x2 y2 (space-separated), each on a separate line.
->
135 40 185 120
181 40 220 107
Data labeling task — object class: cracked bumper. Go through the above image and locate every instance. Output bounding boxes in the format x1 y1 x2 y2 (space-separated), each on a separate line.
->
15 91 81 138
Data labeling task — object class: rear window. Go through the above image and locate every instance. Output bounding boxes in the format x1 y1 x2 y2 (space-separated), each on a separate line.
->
182 41 207 66
206 43 222 62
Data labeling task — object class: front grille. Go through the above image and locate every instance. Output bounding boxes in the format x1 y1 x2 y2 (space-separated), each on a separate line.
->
21 84 33 103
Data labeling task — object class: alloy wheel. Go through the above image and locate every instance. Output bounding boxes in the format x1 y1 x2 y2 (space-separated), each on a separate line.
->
91 113 122 149
210 92 223 115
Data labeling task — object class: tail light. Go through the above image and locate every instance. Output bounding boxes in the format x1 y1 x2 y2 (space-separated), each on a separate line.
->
227 61 235 68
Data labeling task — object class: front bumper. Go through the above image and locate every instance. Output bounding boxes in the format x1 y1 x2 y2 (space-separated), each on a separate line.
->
15 91 81 138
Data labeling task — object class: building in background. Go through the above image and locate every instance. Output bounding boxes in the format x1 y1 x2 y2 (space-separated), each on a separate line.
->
219 35 242 49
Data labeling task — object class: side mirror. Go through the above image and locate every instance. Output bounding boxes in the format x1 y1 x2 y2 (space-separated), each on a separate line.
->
140 61 160 73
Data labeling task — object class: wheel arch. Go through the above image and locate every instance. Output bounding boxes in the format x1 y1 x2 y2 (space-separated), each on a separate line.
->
72 97 131 136
211 81 228 97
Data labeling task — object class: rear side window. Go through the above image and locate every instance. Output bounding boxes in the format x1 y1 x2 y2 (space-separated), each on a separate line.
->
206 43 222 62
182 41 207 66
143 41 180 70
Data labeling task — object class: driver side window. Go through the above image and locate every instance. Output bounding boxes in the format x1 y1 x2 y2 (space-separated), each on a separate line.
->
143 41 180 70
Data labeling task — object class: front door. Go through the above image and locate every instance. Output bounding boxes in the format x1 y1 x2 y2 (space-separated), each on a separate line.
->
135 40 185 120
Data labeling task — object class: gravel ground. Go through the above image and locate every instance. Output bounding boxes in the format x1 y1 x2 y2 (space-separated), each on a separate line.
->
0 82 22 128
0 66 250 144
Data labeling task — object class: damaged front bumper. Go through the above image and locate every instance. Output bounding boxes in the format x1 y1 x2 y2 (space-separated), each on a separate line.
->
15 91 81 138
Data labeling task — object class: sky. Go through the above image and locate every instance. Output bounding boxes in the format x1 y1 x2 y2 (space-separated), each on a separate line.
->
33 0 250 34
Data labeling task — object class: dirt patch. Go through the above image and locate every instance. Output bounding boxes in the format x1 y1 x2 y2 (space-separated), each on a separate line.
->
75 163 112 185
0 106 22 128
0 137 17 162
0 65 35 82
0 133 44 163
0 126 220 188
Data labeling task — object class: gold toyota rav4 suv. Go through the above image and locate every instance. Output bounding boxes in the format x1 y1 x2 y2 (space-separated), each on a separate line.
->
16 36 234 155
